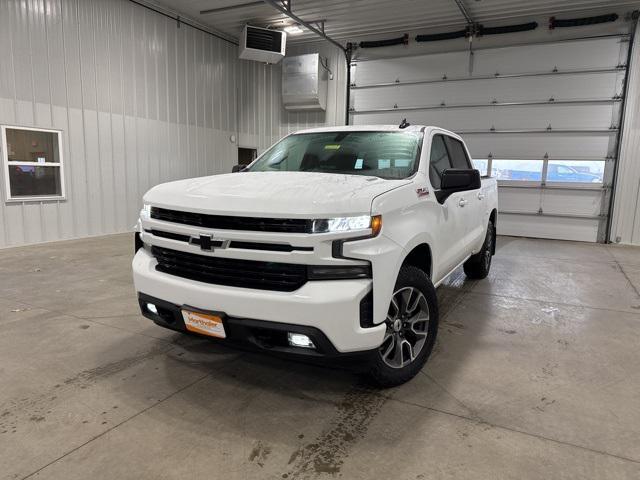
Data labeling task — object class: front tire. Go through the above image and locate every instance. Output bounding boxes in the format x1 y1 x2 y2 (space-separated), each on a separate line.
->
463 219 495 280
366 266 439 388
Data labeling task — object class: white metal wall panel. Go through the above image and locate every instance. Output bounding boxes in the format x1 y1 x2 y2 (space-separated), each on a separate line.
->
0 0 238 248
350 35 630 242
610 19 640 245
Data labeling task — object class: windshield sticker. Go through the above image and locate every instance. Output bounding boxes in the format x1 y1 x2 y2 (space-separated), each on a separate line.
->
324 144 341 150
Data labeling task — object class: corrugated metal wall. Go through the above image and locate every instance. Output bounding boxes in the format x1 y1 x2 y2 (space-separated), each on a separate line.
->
610 20 640 245
237 41 347 153
0 0 238 248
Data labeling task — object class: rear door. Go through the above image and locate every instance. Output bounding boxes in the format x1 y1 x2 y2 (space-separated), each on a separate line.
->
428 133 469 276
443 135 485 251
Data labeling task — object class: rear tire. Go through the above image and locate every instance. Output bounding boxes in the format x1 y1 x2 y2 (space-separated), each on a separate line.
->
463 220 495 280
366 266 439 388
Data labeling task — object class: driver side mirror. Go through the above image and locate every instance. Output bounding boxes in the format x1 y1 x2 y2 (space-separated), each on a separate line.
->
436 168 481 203
232 164 247 173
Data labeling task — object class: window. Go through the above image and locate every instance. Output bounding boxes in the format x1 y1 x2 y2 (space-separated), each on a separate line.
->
247 131 423 180
2 126 64 201
472 159 488 176
443 136 471 169
428 135 453 190
546 160 604 184
492 159 544 182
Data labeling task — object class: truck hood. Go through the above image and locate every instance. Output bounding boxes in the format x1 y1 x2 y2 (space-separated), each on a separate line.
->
144 171 410 217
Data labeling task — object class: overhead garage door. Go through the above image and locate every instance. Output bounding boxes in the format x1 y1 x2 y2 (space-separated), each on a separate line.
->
349 35 630 242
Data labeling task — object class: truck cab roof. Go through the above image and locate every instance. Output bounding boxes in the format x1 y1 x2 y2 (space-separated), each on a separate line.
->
293 124 462 141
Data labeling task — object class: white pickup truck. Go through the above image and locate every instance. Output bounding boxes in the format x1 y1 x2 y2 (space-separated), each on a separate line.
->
133 125 498 386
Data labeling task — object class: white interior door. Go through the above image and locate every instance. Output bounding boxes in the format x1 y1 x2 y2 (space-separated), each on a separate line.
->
350 35 631 242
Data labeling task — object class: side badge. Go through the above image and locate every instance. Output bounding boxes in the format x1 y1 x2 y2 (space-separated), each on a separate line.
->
416 187 429 198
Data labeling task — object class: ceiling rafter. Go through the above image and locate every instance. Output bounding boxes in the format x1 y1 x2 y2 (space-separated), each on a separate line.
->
452 0 474 24
262 0 347 53
200 1 264 16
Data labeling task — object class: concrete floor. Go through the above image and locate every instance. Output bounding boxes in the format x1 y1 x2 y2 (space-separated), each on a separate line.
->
1 234 640 480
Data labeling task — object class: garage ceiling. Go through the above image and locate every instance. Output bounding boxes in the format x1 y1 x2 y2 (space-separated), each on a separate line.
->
150 0 640 43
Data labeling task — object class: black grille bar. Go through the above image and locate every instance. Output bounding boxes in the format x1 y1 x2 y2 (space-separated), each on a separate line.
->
146 229 313 252
151 207 310 233
152 246 308 292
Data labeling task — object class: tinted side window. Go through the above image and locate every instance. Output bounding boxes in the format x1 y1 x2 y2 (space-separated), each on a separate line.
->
444 136 471 169
429 135 452 190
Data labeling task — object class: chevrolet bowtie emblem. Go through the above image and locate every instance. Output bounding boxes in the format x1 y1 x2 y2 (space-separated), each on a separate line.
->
199 234 214 251
189 234 229 251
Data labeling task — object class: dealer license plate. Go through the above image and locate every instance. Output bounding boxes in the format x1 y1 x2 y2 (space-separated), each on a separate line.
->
181 310 226 338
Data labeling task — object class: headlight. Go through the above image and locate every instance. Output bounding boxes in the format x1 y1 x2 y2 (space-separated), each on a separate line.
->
312 215 382 236
140 203 151 219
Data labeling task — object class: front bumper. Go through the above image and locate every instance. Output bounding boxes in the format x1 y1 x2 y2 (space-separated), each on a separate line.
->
139 293 374 360
133 248 386 353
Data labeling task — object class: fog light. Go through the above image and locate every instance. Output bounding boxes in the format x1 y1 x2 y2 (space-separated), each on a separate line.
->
287 332 315 349
146 303 158 315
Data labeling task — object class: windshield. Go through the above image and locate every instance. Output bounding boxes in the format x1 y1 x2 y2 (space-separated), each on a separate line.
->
246 131 423 180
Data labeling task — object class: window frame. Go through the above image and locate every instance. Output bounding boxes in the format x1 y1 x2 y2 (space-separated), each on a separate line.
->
427 134 453 191
1 125 66 202
428 133 475 191
443 135 473 170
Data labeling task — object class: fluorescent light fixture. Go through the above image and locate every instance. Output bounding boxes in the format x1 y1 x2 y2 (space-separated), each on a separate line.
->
284 24 303 34
146 303 158 314
287 332 315 349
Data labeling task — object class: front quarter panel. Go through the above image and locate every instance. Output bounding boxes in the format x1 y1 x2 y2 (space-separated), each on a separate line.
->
342 177 443 325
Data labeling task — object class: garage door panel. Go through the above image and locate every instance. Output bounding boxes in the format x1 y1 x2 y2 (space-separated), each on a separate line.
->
353 104 616 131
498 214 599 242
462 133 614 159
477 104 616 130
352 111 418 125
352 51 470 85
542 189 603 217
498 187 541 213
352 73 623 111
472 38 626 75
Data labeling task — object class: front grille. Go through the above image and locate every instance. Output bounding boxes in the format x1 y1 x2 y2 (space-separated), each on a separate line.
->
151 207 309 233
151 246 307 292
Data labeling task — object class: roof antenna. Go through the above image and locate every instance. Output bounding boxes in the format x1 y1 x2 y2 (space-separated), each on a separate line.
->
399 118 411 129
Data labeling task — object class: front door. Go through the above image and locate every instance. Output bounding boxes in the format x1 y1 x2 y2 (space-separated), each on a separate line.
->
427 134 470 278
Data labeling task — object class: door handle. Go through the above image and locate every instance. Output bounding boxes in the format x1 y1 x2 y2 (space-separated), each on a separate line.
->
478 193 485 200
458 199 468 207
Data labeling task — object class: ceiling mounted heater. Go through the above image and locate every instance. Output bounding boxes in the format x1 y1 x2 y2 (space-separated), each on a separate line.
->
239 25 287 63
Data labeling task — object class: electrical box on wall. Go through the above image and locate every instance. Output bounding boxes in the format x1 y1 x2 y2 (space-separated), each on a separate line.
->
239 25 286 64
282 53 328 111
